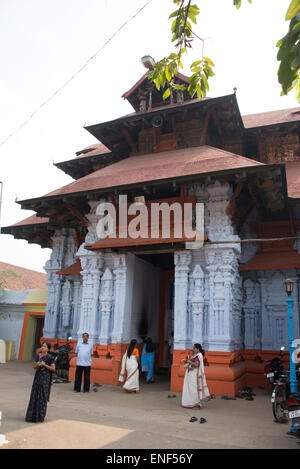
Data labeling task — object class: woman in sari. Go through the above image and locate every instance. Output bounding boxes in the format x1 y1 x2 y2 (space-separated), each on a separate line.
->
119 339 140 393
25 341 55 422
181 343 210 408
141 337 156 383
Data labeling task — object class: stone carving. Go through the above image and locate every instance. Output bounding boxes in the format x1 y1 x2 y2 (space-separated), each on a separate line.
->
242 277 261 350
190 264 205 346
111 254 128 344
76 253 104 344
60 279 73 331
257 269 299 350
99 268 114 344
174 250 192 349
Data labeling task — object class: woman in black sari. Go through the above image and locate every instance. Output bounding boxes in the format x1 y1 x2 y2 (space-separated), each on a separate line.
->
25 341 55 423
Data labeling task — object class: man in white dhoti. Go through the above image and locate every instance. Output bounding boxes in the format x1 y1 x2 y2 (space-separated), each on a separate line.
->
119 339 140 393
181 343 210 408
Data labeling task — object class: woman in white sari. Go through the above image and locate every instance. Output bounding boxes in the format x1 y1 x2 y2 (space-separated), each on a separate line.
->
119 339 140 393
182 343 209 408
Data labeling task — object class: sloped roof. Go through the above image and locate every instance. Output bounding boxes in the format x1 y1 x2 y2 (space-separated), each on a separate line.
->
7 214 49 227
0 262 47 290
75 143 111 159
19 145 265 202
243 107 300 128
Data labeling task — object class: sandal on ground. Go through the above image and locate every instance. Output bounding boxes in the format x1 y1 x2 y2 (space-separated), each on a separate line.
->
189 416 198 422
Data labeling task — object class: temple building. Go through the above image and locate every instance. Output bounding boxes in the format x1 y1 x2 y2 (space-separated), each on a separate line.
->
3 67 300 396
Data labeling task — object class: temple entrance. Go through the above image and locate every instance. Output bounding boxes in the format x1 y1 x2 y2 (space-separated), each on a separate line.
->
135 252 174 377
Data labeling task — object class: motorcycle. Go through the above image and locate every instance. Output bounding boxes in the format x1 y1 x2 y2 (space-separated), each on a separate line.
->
264 346 286 387
287 391 300 437
51 337 73 382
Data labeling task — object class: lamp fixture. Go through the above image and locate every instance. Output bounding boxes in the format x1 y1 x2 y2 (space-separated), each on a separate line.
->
284 278 294 296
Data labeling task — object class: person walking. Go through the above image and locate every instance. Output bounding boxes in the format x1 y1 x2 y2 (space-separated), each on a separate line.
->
119 339 140 393
181 343 210 408
141 337 156 383
25 341 55 422
74 332 94 393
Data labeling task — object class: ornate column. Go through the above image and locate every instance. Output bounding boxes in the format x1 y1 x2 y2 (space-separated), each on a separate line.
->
258 274 273 350
190 264 205 346
111 254 128 344
71 278 82 340
99 268 114 344
76 253 104 344
43 230 67 338
204 180 242 351
59 279 73 338
174 250 192 350
243 278 261 350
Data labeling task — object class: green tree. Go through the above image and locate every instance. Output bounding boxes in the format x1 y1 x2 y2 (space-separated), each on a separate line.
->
149 0 300 102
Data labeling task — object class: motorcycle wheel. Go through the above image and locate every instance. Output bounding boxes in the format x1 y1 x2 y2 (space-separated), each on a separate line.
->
272 385 288 423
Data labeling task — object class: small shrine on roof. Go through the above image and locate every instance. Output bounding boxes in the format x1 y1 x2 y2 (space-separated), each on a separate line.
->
3 60 300 395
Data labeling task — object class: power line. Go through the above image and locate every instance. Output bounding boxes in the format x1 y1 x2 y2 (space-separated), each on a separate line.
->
0 0 154 148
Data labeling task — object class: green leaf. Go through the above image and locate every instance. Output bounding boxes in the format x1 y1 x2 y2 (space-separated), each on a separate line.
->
234 0 242 10
165 65 172 82
163 88 171 100
286 0 300 20
169 8 180 19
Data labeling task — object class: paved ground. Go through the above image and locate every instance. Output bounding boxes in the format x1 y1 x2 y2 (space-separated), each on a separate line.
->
0 361 299 450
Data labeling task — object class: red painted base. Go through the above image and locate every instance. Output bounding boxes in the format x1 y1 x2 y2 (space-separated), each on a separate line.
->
42 338 288 395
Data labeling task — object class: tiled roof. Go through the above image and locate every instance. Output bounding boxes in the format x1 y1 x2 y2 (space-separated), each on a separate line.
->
9 214 49 227
30 145 265 200
0 262 47 290
240 250 300 271
75 143 111 159
243 107 300 128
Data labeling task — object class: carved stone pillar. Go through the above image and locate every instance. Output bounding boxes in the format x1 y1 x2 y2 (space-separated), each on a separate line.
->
71 278 82 340
111 254 128 344
190 264 205 346
76 253 104 344
204 180 242 351
43 230 67 338
59 279 73 338
99 268 114 344
174 250 192 350
243 278 261 350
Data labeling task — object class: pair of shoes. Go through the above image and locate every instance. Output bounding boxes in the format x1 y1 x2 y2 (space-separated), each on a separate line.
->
189 416 197 422
168 394 176 398
200 418 207 424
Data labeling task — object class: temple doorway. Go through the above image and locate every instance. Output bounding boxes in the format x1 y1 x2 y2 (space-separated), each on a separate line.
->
135 252 174 375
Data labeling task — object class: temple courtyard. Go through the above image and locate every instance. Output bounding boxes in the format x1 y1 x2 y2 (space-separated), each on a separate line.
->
0 361 299 450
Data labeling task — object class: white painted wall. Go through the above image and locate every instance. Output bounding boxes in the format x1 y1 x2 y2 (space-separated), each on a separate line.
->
0 290 28 359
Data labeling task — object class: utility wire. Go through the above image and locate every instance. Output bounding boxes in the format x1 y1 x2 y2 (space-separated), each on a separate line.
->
0 0 154 148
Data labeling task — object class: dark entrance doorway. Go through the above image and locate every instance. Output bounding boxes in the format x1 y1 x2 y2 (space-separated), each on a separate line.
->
135 251 174 370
